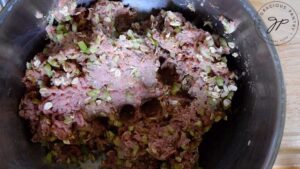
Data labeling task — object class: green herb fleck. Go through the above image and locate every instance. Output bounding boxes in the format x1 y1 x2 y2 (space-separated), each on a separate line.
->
113 137 121 147
142 135 148 144
175 27 182 33
56 34 64 42
147 32 158 47
128 126 134 131
32 98 41 105
64 115 74 125
47 58 59 68
87 89 100 100
114 120 123 127
77 41 90 54
205 65 212 74
219 38 228 48
171 83 181 95
215 76 224 86
175 156 182 162
44 64 53 77
89 46 97 54
106 131 115 141
44 152 53 164
65 15 72 21
227 91 234 100
127 30 135 39
194 120 202 127
215 115 222 122
101 89 112 102
172 163 183 169
72 23 77 32
56 25 67 34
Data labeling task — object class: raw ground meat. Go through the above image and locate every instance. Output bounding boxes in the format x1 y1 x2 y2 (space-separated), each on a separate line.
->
19 0 238 169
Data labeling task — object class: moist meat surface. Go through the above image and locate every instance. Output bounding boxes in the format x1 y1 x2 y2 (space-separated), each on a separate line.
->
19 1 238 169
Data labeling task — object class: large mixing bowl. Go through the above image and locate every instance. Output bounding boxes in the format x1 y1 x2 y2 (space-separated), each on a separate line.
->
0 0 285 169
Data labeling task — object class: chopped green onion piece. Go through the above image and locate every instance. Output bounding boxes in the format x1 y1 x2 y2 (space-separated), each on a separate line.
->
26 62 32 69
64 115 73 125
175 27 182 33
87 89 100 100
167 125 175 134
189 130 195 137
215 115 222 122
221 57 228 63
106 131 115 141
172 163 183 169
32 98 40 105
127 30 135 39
101 89 112 102
227 91 234 100
147 32 158 47
208 98 218 108
47 59 59 68
132 39 141 49
114 120 123 127
215 76 224 86
65 15 72 21
175 156 182 162
56 34 64 42
44 152 53 164
197 109 205 116
89 46 97 53
72 23 77 32
44 64 53 77
205 65 212 74
56 25 67 34
219 38 228 48
171 83 181 95
128 126 134 131
180 144 187 150
204 126 211 132
194 120 202 127
142 135 148 144
113 137 121 147
77 41 90 54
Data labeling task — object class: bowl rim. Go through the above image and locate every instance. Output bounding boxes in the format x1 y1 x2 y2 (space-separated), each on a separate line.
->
242 1 286 169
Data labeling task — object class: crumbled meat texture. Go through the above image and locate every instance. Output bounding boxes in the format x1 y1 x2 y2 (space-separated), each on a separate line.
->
19 0 238 169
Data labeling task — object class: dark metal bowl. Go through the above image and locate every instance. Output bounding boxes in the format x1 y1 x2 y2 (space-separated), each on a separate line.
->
0 0 285 169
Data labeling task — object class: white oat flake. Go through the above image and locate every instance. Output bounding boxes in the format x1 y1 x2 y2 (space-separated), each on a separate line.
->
71 77 79 85
232 52 239 58
228 42 235 49
43 102 53 110
35 11 44 19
